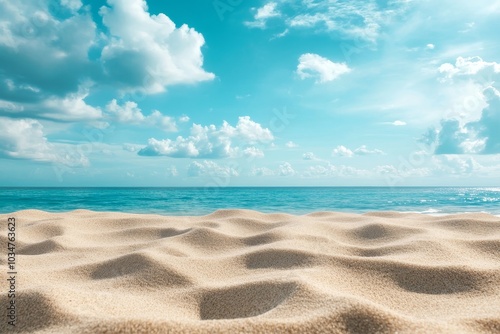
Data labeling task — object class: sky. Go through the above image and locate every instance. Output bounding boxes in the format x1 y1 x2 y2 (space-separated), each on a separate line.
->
1 0 500 187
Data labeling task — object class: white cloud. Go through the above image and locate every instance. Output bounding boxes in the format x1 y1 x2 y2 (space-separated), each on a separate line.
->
166 166 178 177
0 118 52 161
179 115 190 123
438 56 500 82
0 88 103 122
187 161 239 177
285 141 298 148
297 53 351 83
382 120 407 126
61 0 83 12
282 0 412 43
139 116 273 158
431 156 481 176
0 1 104 122
0 0 214 123
426 43 435 50
251 167 275 176
272 28 289 39
106 99 144 123
353 145 385 155
335 165 371 177
0 117 88 166
332 145 384 157
233 116 274 143
99 0 214 94
302 164 337 177
302 152 316 160
105 99 177 132
147 111 178 132
40 91 103 121
303 163 371 178
422 55 500 156
256 2 280 20
277 162 296 176
425 55 500 155
332 145 354 157
392 120 407 126
243 147 265 158
123 143 143 152
245 2 280 28
0 1 96 98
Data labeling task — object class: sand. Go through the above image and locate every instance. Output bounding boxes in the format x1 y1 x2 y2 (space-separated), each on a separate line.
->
0 209 499 333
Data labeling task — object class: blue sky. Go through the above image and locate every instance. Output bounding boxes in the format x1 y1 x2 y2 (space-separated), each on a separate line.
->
1 0 500 186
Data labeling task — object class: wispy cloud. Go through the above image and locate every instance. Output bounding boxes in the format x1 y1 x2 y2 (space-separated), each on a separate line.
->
245 0 413 43
332 145 385 157
244 2 281 28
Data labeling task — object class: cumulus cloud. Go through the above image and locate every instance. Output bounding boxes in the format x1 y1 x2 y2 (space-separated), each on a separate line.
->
0 0 214 122
105 100 144 123
243 147 265 158
424 86 500 154
353 145 385 155
277 162 296 176
0 86 103 122
0 0 101 121
187 160 239 177
40 91 103 121
60 0 83 12
474 88 500 153
0 117 88 166
138 116 274 158
332 145 354 157
302 152 317 160
179 115 190 123
332 145 384 157
422 56 500 155
297 53 351 83
105 99 177 132
438 56 500 82
99 0 214 94
285 141 298 148
0 1 96 99
245 2 280 28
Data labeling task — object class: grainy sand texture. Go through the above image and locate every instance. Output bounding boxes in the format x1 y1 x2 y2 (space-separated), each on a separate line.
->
1 209 499 333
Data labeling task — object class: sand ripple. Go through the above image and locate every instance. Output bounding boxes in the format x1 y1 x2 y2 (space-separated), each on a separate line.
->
0 209 499 333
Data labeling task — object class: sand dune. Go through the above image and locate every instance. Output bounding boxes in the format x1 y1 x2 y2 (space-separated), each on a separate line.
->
1 209 499 333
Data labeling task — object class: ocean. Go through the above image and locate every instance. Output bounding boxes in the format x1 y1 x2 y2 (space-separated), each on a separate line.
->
1 187 500 216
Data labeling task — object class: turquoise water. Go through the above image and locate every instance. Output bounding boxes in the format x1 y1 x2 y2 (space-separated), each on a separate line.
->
1 187 500 215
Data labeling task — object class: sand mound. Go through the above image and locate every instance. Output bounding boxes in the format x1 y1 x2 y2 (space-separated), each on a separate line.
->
1 209 499 333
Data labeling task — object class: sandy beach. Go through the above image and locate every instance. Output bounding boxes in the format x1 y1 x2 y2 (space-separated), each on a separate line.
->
1 209 499 333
